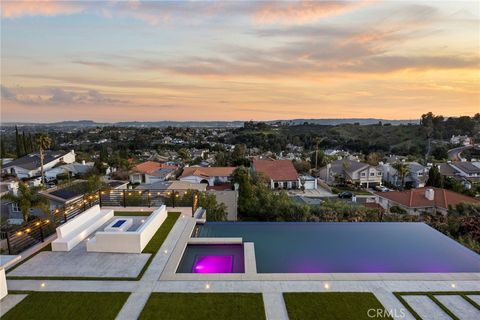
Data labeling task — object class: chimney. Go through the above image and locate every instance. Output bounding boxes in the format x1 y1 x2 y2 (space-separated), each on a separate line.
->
425 188 434 201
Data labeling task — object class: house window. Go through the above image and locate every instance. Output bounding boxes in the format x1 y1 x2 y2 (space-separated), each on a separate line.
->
377 172 382 176
370 172 375 176
11 203 20 212
361 172 366 177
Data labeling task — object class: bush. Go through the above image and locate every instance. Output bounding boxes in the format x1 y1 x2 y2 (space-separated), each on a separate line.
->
390 205 407 214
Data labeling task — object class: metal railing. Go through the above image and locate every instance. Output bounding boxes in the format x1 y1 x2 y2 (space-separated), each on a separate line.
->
3 188 200 255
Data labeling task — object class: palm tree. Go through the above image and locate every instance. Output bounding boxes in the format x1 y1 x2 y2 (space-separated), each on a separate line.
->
1 183 50 222
392 162 410 190
37 133 52 185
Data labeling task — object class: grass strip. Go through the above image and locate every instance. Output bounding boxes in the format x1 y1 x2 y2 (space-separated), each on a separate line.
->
1 291 130 320
139 293 266 320
283 292 393 320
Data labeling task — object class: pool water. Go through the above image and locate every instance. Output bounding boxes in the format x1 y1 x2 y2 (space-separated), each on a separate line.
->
198 222 480 273
177 244 245 273
112 220 126 228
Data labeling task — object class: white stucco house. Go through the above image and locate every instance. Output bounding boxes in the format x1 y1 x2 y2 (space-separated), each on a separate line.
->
2 150 76 179
179 166 235 186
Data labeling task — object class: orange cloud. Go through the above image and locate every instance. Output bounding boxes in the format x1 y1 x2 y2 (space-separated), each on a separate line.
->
253 0 374 25
1 0 84 18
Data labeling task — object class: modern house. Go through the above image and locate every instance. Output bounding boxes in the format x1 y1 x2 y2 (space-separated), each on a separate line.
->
0 180 22 225
318 159 382 188
129 161 177 184
380 162 428 188
375 187 480 215
179 166 235 186
2 150 76 179
252 159 300 189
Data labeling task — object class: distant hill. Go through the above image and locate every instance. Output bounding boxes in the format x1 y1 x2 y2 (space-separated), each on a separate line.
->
3 118 418 128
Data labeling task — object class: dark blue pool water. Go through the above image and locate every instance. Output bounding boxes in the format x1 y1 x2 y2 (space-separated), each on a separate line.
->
198 222 480 273
112 220 126 228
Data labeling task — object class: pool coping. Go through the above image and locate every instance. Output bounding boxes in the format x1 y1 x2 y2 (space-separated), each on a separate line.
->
159 216 480 281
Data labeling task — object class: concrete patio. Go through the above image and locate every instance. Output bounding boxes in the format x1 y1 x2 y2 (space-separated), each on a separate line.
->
8 216 151 278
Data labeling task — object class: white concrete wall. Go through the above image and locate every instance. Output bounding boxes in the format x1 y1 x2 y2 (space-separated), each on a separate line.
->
52 205 114 251
0 269 7 300
87 205 168 253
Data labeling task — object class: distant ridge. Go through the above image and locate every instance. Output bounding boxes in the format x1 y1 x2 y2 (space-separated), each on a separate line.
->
3 118 418 128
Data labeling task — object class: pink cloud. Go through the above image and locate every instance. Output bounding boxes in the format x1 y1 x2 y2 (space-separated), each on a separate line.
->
253 0 375 25
1 0 84 18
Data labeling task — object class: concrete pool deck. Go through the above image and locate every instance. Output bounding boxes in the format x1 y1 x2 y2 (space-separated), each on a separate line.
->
3 211 480 320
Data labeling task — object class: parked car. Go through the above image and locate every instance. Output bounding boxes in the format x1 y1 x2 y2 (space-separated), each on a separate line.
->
375 185 390 192
338 191 354 199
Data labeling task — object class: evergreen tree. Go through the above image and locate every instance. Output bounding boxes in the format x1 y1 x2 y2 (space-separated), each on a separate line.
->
426 165 443 187
15 125 25 157
22 131 29 154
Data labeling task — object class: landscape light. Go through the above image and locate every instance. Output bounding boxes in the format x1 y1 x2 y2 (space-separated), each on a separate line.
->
36 222 40 226
164 249 168 254
16 231 22 236
45 220 50 223
451 283 456 288
157 192 161 196
324 283 330 289
41 283 46 288
141 220 145 223
205 283 210 289
26 228 31 233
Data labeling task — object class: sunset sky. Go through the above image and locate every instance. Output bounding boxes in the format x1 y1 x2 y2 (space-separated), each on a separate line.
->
1 0 479 122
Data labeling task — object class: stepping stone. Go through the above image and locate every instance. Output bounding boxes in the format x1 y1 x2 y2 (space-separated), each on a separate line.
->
435 295 480 320
403 295 452 320
466 295 480 307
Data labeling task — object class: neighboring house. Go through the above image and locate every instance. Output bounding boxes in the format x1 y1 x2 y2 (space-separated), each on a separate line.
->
438 162 480 190
380 162 428 188
319 159 382 188
299 175 318 190
45 161 94 181
450 135 471 146
136 180 207 192
1 150 76 179
0 180 22 225
179 166 235 186
252 159 300 189
129 161 177 184
375 187 480 215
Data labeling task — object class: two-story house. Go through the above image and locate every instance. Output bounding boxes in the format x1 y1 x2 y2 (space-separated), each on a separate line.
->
380 162 427 188
129 161 178 184
319 159 382 188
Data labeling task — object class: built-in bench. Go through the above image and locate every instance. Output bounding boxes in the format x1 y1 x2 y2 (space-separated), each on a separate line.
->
86 205 168 253
51 205 114 251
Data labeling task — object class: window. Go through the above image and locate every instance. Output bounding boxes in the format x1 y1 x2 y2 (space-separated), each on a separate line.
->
361 172 366 177
370 172 375 176
377 172 382 176
11 203 20 212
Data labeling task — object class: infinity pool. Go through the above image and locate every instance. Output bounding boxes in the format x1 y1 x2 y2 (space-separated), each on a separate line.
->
197 222 480 273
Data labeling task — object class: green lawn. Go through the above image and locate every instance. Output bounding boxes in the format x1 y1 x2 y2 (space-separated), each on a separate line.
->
114 211 152 216
2 292 130 320
143 212 180 254
283 292 393 320
139 293 266 320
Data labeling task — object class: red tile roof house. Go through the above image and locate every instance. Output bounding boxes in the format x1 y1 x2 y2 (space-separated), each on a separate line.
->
129 161 178 184
375 187 480 215
252 159 300 189
179 166 235 186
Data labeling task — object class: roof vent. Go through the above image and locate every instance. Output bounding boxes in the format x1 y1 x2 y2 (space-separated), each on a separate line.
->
425 188 434 201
